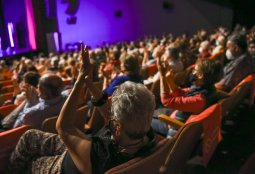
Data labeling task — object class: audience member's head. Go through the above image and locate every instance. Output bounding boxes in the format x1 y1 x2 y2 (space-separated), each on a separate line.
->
121 54 140 76
111 81 155 140
165 46 179 61
248 38 255 57
192 59 223 87
199 40 210 53
226 34 247 60
38 73 64 100
23 71 41 88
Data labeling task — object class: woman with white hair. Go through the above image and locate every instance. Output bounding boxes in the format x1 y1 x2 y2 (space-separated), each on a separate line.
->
7 46 156 174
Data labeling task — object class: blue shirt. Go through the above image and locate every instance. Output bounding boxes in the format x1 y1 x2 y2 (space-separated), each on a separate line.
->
103 75 143 96
13 91 69 129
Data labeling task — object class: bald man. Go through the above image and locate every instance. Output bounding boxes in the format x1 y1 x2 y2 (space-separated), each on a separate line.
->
12 73 69 129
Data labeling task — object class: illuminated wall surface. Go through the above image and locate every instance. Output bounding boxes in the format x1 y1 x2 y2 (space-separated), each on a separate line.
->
1 0 30 50
56 0 233 48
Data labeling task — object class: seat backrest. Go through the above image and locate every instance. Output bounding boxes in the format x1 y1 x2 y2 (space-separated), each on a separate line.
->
105 136 174 174
0 80 13 88
0 104 17 119
0 92 13 106
0 85 14 94
229 74 254 95
42 105 89 133
41 116 58 133
0 125 29 173
161 122 203 174
185 103 222 166
220 74 254 117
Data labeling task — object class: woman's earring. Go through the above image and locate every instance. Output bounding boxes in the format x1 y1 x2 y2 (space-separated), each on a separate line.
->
115 123 121 137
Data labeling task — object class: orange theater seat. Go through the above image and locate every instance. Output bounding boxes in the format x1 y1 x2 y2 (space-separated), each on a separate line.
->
0 104 18 119
159 103 222 167
185 103 222 166
229 74 254 95
0 92 14 106
0 125 29 173
0 80 13 88
0 85 14 93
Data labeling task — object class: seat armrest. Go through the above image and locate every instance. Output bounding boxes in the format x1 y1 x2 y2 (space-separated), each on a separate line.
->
158 115 184 130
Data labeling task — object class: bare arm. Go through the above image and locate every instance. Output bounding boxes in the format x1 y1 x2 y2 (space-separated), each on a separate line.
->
56 46 93 174
157 56 178 96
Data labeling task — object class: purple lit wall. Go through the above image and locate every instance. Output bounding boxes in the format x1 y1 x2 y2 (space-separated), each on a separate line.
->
1 0 31 50
57 0 233 48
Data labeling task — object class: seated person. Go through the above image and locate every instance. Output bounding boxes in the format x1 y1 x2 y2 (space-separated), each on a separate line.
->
2 73 68 130
7 46 156 174
102 54 143 97
152 58 223 137
144 46 184 85
198 40 211 58
13 71 41 105
215 34 253 92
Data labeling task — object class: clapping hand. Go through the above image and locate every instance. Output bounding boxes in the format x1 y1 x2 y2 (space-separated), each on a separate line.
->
157 55 169 77
79 44 92 81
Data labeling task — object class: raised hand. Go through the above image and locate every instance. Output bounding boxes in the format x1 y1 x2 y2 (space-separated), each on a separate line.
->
79 44 91 77
157 55 168 77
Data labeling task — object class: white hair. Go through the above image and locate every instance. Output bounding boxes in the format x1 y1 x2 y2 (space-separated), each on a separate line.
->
111 81 155 139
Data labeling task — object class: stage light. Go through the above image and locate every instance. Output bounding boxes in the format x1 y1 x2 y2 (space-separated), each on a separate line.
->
7 23 14 48
53 32 60 52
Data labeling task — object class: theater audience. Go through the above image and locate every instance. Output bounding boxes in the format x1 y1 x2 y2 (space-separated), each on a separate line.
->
1 73 68 130
7 46 156 174
152 58 223 137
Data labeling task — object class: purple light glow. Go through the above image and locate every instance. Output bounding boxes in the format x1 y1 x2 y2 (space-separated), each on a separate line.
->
25 0 37 50
57 0 139 48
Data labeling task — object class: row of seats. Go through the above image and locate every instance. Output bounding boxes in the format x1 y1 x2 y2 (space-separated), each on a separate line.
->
0 73 254 173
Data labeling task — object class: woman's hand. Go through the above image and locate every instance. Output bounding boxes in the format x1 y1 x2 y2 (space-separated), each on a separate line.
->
157 55 168 77
78 44 93 83
166 68 175 81
79 45 91 76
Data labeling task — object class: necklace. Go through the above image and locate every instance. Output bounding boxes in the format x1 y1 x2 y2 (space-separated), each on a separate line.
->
117 138 144 153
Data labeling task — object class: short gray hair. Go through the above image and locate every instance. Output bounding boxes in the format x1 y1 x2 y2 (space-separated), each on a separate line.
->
111 81 155 139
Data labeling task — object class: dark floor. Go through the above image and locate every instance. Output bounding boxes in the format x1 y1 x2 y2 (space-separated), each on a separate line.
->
184 100 255 174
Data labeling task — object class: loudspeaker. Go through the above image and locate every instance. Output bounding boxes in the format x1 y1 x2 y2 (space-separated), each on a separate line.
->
114 10 122 18
46 32 62 53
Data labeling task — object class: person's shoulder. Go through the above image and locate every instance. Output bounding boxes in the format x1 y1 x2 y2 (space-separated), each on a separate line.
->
113 75 129 82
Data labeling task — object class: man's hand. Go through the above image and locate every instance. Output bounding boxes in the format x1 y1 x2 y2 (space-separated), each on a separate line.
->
24 84 39 105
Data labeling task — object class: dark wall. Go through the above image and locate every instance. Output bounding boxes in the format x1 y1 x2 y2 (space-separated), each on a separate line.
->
232 0 255 28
